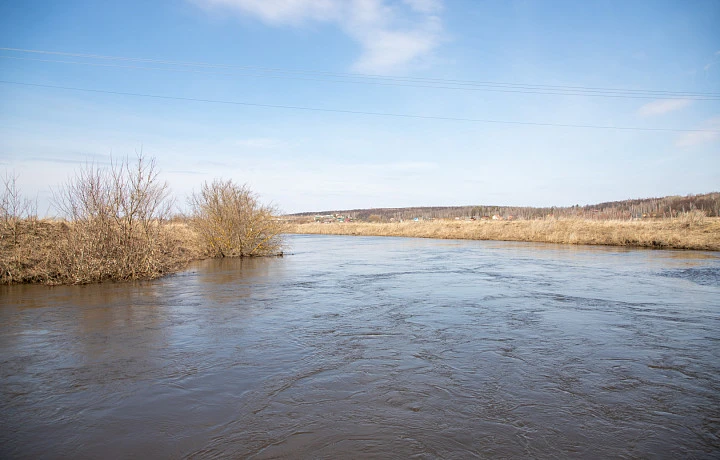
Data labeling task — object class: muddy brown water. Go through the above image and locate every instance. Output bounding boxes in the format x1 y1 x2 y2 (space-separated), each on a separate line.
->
1 235 719 459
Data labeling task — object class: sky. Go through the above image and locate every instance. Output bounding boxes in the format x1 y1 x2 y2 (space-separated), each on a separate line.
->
0 0 718 215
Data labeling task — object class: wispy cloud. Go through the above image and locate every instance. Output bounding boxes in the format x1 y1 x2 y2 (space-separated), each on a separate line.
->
402 0 442 13
675 117 720 148
234 137 286 149
369 161 437 171
193 0 444 73
703 50 720 72
21 154 112 165
166 169 206 175
637 99 692 117
337 161 437 175
195 0 339 24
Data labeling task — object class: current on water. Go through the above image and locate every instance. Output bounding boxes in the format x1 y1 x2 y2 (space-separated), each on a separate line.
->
1 234 719 458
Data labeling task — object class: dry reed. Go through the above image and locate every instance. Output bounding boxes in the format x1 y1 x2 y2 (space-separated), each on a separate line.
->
1 157 284 285
286 216 720 251
0 219 203 285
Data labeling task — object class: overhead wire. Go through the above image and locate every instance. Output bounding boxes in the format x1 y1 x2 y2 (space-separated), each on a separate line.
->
1 80 718 133
1 47 719 100
2 55 720 100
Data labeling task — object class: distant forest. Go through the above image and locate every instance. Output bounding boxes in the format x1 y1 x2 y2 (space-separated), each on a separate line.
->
287 192 720 221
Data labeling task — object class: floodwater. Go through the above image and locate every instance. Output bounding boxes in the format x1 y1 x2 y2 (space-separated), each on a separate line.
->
1 235 719 459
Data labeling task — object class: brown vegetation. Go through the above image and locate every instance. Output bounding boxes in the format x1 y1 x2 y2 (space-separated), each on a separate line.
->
287 215 720 251
1 157 284 285
0 219 197 285
287 192 720 221
47 156 183 283
188 179 284 258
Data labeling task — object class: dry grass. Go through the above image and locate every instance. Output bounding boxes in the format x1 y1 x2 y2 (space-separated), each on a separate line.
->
0 219 204 285
1 156 285 285
1 219 63 284
286 217 720 251
3 216 716 285
0 218 283 285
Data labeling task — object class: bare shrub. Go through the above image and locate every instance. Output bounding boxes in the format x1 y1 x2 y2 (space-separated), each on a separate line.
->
1 171 37 240
189 179 284 257
676 209 706 227
0 172 39 283
3 158 285 285
51 155 181 283
1 171 36 214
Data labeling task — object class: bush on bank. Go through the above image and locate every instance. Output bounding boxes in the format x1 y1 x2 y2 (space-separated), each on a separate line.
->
189 179 283 258
0 156 284 285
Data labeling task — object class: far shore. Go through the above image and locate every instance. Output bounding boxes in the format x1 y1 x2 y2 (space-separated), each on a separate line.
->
4 215 718 286
285 217 720 252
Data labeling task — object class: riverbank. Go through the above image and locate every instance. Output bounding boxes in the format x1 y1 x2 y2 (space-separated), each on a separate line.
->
4 216 717 285
0 219 283 285
286 217 720 251
1 157 284 285
0 220 201 285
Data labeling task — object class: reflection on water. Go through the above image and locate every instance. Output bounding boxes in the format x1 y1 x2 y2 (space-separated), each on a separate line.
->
1 235 719 458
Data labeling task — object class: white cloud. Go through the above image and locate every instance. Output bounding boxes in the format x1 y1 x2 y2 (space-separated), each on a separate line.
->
637 98 692 117
402 0 443 13
193 0 444 73
350 17 441 73
675 117 720 148
382 161 437 171
675 131 718 148
347 161 437 172
234 137 286 149
196 0 340 25
704 50 720 72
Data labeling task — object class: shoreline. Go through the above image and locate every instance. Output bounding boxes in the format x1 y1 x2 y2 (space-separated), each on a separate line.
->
285 218 720 252
3 217 717 286
0 220 282 286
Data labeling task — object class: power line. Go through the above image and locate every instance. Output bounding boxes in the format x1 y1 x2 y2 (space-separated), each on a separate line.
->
0 46 708 94
3 55 720 101
2 47 718 100
2 79 717 133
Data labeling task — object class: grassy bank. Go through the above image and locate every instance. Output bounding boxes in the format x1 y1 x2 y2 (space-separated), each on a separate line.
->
6 216 716 285
0 219 200 285
286 216 720 251
0 219 284 285
1 157 284 285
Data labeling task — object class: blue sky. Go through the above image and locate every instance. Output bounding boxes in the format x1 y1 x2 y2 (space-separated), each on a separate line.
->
1 0 718 214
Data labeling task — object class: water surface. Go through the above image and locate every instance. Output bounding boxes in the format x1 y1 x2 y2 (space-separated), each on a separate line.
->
2 235 719 458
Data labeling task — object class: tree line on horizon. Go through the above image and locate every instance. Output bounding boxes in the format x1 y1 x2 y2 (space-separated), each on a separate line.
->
288 192 720 221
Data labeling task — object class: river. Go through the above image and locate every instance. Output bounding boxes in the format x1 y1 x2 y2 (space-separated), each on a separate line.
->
1 235 719 458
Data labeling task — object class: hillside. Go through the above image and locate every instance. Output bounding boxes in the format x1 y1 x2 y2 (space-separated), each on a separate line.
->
286 192 720 221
